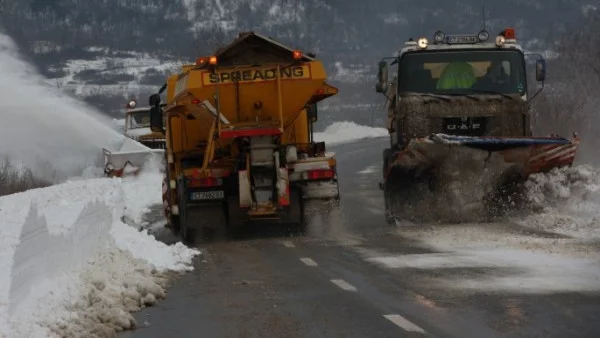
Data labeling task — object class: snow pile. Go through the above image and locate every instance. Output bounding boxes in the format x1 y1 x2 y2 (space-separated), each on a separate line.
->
0 169 198 338
520 165 600 239
121 158 164 225
313 121 388 146
0 33 128 182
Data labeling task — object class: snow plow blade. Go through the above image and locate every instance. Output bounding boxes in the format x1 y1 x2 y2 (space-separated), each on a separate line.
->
103 138 164 178
382 133 580 221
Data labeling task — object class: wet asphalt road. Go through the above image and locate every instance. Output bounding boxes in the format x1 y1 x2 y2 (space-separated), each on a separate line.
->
121 137 600 338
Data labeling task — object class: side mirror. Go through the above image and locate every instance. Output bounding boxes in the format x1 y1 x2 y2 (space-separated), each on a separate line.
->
307 103 317 123
149 93 161 107
376 60 389 93
150 106 164 133
535 59 546 82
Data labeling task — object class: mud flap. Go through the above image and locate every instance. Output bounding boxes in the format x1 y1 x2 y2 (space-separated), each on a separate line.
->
285 187 305 229
238 170 252 208
277 168 290 206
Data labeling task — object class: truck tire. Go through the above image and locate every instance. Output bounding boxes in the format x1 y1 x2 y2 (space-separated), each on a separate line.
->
177 187 196 245
226 196 247 238
381 148 396 225
180 207 196 245
288 187 305 231
163 172 180 233
382 148 391 181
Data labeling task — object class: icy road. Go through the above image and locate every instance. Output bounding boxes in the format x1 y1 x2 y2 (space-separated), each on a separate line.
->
122 137 600 338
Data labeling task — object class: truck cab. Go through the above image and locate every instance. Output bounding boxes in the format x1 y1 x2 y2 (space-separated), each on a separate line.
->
376 28 547 150
123 100 166 149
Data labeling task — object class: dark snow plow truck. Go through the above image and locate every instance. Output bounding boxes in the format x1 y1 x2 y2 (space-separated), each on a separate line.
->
376 28 580 223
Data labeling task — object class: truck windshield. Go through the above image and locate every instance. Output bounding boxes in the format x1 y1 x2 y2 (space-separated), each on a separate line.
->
127 111 150 129
397 50 527 96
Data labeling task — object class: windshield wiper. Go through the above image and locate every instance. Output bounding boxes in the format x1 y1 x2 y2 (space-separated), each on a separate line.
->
468 89 515 100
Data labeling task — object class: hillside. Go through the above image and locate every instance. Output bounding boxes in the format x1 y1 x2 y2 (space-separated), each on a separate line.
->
0 0 597 128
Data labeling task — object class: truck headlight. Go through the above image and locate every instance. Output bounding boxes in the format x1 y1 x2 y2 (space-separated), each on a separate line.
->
495 35 506 47
478 30 489 42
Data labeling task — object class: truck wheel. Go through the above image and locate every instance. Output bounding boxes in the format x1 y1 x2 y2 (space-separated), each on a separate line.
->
177 187 196 246
289 187 305 231
226 196 246 239
180 206 196 245
163 173 180 233
382 148 391 181
383 183 396 225
382 148 395 225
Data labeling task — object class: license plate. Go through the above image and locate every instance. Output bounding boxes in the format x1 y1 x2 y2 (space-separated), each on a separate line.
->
442 117 487 136
190 190 224 201
447 35 478 44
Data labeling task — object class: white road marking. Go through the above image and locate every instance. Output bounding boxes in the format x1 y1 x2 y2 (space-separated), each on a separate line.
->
330 279 357 292
383 314 426 333
281 241 295 248
299 257 318 267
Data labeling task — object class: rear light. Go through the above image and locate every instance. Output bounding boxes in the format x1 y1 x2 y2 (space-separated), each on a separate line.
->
306 169 335 180
187 176 223 187
292 50 302 60
195 57 206 65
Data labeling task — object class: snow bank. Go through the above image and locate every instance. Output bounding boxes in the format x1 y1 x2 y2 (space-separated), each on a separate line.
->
519 165 600 239
0 169 199 337
313 121 388 146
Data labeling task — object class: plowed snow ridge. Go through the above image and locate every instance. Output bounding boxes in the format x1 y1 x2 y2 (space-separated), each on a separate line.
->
521 165 600 239
0 166 199 338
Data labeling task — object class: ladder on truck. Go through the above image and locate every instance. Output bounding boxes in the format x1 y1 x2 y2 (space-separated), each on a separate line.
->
196 93 290 219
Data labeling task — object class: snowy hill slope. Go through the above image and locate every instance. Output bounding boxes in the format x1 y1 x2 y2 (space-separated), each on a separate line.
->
1 0 597 118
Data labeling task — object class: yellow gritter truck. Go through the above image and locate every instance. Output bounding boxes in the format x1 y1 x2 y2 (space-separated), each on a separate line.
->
148 32 340 243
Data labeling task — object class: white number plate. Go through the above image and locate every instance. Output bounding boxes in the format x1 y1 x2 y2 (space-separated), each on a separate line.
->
190 190 224 200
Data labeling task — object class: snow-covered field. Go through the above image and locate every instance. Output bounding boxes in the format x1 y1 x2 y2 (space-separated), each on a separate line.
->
0 162 199 338
46 47 183 99
359 165 600 294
